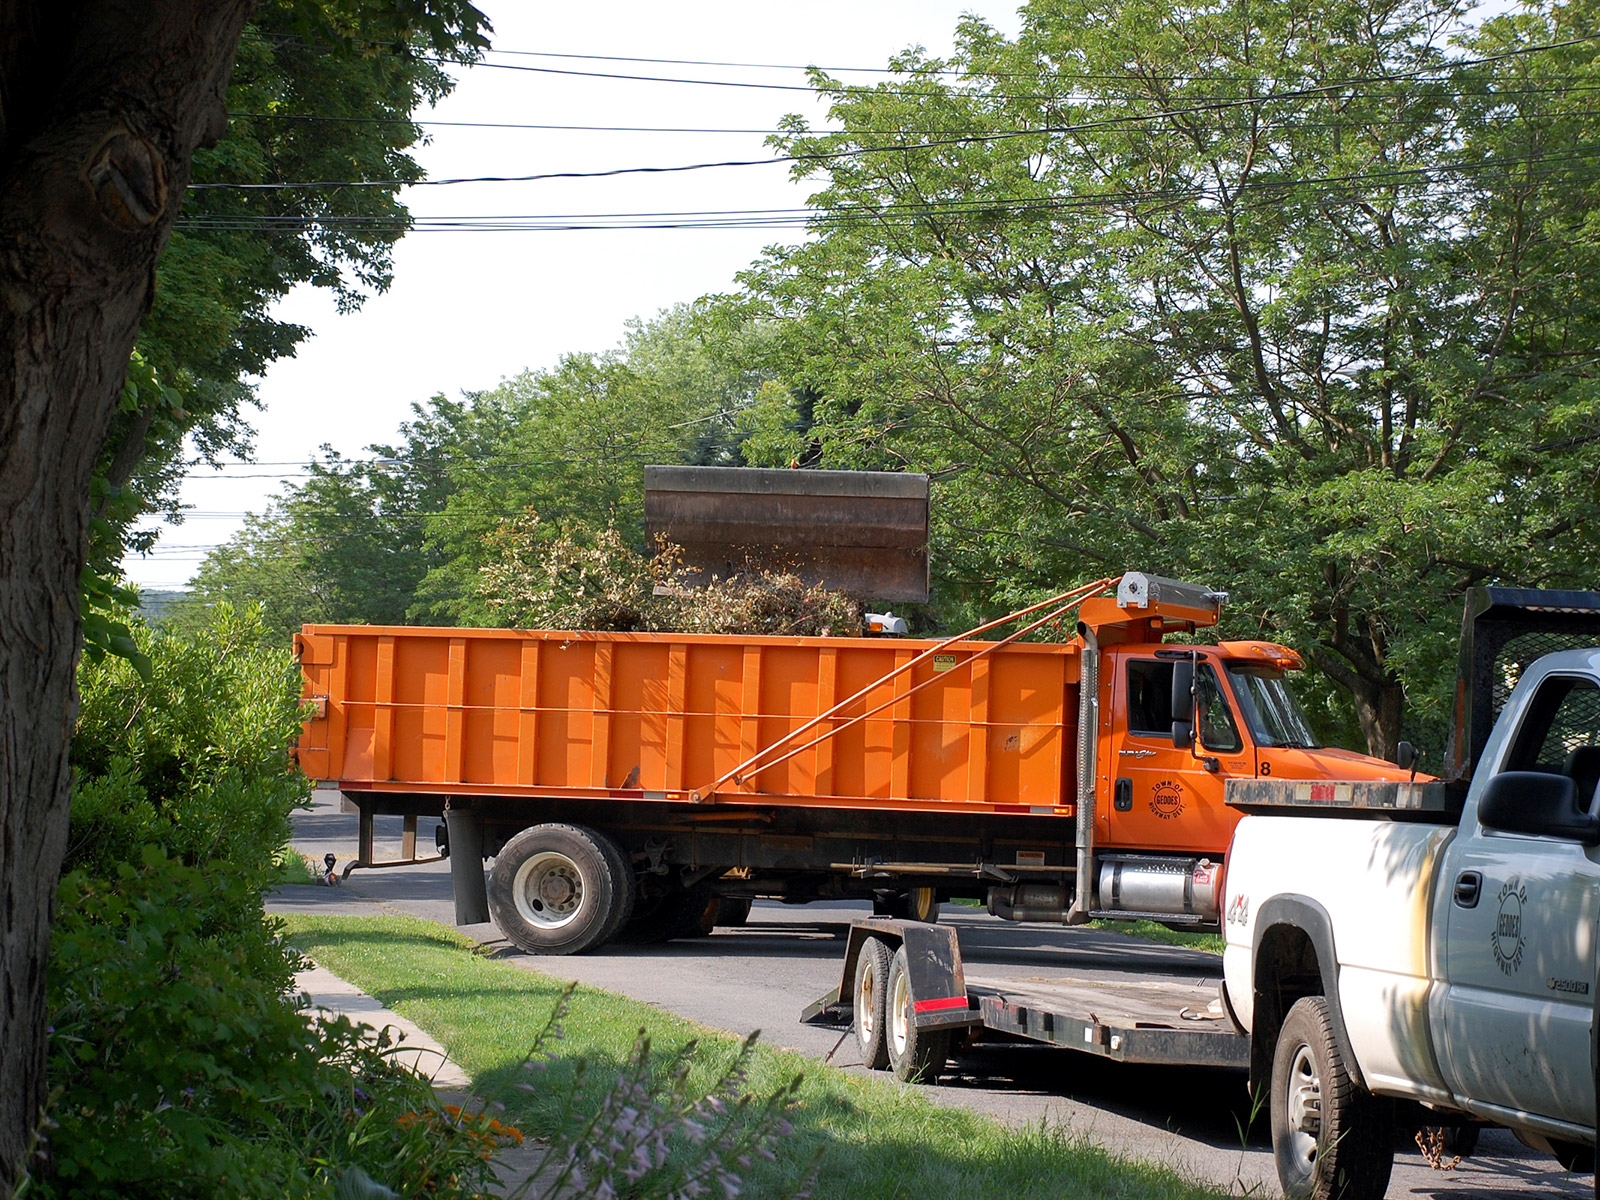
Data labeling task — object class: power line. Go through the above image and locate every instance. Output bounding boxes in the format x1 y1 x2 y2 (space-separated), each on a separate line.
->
192 38 1600 194
173 142 1600 237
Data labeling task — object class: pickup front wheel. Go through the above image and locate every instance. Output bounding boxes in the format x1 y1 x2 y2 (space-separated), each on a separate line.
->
1271 996 1394 1200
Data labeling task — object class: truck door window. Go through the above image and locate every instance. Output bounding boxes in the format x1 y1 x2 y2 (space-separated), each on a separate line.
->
1126 659 1242 753
1126 660 1174 737
1505 675 1600 808
1196 668 1243 753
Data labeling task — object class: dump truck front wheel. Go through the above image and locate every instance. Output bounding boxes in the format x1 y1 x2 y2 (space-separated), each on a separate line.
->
488 824 635 955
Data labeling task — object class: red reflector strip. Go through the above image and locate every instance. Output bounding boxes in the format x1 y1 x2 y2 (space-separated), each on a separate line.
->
913 995 969 1013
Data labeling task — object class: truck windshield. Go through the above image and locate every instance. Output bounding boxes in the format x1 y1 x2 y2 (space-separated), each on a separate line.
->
1226 665 1322 749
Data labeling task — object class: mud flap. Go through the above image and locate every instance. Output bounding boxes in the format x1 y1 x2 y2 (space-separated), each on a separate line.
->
445 806 489 925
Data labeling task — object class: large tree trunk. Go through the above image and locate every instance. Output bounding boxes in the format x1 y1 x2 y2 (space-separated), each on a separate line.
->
0 5 252 1192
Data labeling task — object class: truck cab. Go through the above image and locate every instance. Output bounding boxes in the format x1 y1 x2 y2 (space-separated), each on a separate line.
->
1097 640 1412 857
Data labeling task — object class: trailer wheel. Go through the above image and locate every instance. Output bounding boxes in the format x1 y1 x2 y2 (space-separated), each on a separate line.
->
1271 996 1394 1200
488 824 633 955
714 896 753 927
853 937 893 1070
886 944 950 1084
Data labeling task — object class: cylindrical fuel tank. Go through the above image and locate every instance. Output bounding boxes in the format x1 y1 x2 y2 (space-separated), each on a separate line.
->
1096 854 1221 920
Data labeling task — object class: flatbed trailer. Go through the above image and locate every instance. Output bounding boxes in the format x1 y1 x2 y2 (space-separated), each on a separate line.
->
802 916 1246 1083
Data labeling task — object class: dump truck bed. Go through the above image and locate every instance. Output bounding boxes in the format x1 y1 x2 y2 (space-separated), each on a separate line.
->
295 625 1081 816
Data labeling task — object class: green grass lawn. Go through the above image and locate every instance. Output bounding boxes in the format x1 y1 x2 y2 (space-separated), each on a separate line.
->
282 915 1233 1200
951 899 1224 954
1086 918 1224 954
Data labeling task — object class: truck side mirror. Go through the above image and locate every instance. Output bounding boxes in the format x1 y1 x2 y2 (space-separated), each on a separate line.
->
1170 661 1195 749
1478 771 1600 843
1395 741 1418 771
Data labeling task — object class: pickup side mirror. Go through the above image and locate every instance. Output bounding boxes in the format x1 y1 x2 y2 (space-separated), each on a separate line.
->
1478 771 1600 843
1395 740 1418 771
1171 660 1195 749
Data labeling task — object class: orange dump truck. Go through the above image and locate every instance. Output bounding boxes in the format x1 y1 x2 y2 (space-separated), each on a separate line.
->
295 572 1411 954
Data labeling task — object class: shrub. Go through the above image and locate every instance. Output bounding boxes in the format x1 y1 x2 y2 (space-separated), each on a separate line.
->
68 602 307 887
478 509 860 636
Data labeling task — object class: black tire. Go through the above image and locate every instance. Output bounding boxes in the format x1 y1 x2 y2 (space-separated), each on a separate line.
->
1551 1139 1595 1174
621 886 711 944
487 823 634 956
592 832 638 947
886 944 950 1083
873 887 941 923
1439 1124 1479 1159
1271 996 1394 1200
853 937 893 1070
713 896 753 927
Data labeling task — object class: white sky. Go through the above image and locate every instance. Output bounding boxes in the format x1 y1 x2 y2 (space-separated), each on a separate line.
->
123 1 1023 590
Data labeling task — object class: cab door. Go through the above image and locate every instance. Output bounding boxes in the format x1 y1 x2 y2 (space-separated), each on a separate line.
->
1106 653 1249 855
1435 670 1600 1128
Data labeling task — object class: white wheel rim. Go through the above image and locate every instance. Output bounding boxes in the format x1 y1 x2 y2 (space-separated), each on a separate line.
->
857 959 879 1040
1285 1043 1322 1168
512 850 585 930
889 966 910 1057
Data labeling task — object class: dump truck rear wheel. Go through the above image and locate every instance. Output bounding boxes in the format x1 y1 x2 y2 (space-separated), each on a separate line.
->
854 936 893 1070
886 944 950 1083
873 887 940 923
488 824 633 955
621 886 711 943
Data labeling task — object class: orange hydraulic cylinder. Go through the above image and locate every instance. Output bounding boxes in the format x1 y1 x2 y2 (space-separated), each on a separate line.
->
294 626 1082 817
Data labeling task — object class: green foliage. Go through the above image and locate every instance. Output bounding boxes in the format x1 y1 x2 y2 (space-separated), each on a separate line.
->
477 509 862 637
715 0 1600 754
192 303 778 636
39 852 508 1200
35 604 513 1199
68 604 308 882
96 0 491 571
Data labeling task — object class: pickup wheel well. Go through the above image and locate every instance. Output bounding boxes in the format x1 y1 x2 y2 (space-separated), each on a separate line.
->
1249 893 1365 1100
1251 923 1324 1098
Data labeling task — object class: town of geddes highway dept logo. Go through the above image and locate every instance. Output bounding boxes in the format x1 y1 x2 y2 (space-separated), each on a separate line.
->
1150 779 1185 820
1492 879 1527 975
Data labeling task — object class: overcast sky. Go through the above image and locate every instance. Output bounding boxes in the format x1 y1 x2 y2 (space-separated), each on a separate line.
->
122 1 1023 590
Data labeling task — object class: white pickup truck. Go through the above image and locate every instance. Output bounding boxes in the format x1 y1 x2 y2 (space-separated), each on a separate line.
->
808 586 1600 1199
1226 626 1600 1198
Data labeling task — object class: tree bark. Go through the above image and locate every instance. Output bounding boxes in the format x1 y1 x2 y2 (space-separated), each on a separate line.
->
0 4 252 1192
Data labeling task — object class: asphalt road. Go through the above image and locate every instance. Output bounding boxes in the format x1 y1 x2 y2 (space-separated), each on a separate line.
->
271 790 1593 1199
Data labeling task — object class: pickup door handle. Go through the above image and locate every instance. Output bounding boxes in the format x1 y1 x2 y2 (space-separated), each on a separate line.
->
1454 870 1482 908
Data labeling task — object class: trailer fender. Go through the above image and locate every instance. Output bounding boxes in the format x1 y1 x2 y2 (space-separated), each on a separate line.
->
899 923 977 1031
1250 895 1363 1096
803 918 976 1029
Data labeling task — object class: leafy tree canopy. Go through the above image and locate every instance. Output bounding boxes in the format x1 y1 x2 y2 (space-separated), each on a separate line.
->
714 0 1600 757
107 0 490 572
189 303 775 639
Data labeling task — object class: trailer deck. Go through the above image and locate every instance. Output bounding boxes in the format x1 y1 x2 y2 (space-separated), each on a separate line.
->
803 916 1248 1073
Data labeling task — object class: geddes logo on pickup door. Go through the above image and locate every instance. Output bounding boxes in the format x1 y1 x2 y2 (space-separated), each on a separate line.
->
1491 878 1526 975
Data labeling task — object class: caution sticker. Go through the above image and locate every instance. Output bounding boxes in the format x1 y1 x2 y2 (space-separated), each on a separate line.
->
933 654 958 673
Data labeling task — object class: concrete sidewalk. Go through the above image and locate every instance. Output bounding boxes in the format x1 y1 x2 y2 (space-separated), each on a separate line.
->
292 955 552 1196
295 962 471 1089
